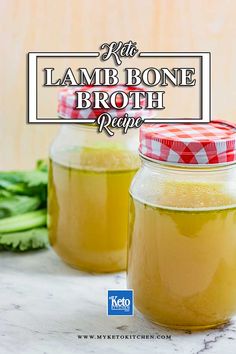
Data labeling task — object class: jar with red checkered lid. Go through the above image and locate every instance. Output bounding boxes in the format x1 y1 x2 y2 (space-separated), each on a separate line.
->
48 85 148 273
127 120 236 330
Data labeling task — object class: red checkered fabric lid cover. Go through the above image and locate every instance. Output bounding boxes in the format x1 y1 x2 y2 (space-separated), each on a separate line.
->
58 85 149 119
140 120 236 165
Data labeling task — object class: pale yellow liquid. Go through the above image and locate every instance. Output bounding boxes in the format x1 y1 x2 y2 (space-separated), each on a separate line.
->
128 181 236 329
48 147 139 272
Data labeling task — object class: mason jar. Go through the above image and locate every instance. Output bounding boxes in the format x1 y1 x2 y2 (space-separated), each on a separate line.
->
48 85 147 273
127 120 236 330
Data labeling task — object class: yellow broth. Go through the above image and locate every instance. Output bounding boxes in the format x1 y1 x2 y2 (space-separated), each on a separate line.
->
48 147 139 272
128 181 236 329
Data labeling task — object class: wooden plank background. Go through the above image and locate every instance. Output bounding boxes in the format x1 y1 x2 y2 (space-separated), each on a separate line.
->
0 0 235 169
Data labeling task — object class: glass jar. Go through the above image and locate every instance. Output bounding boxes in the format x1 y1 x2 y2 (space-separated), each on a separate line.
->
48 124 139 273
48 85 148 272
49 124 139 272
127 120 236 330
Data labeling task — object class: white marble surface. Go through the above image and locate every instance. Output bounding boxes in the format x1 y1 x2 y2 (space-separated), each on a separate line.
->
1 249 236 354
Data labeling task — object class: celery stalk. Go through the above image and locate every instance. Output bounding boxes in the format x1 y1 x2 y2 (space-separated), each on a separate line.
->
0 196 41 218
0 209 47 233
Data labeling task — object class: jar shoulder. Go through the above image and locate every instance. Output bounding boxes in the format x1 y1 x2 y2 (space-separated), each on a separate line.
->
130 164 236 209
50 126 140 171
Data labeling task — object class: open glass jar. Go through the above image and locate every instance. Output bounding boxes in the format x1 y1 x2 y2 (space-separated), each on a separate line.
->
127 120 236 330
48 86 144 273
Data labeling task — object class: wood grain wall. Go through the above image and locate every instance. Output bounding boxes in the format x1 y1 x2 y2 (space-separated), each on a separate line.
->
0 0 235 169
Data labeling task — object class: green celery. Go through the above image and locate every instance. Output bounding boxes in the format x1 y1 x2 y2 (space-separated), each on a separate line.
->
0 228 48 251
0 195 41 218
0 209 47 233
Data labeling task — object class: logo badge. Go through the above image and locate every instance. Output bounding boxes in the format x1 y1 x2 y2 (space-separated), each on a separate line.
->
107 289 134 316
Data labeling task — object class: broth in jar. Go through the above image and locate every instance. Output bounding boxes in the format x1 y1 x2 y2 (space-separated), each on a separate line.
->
49 146 139 272
128 180 236 329
128 120 236 329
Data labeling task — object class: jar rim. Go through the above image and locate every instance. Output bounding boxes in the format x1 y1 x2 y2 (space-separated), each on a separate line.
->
140 153 236 171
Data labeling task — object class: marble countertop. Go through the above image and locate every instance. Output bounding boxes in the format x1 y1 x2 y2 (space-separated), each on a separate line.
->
1 249 236 354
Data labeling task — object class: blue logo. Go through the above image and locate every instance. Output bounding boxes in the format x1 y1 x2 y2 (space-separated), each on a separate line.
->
107 289 134 316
